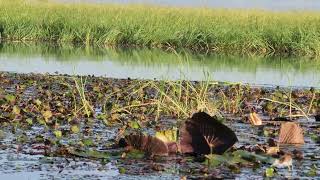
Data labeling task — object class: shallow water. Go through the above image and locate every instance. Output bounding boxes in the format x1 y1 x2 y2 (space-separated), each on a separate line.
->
0 72 319 179
0 119 319 179
57 0 320 11
0 43 319 88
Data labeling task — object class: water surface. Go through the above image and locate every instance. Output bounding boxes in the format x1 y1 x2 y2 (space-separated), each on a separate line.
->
0 43 319 87
0 118 319 179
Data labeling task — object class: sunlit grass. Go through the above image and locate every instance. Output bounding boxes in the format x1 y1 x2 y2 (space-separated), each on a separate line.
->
1 0 320 56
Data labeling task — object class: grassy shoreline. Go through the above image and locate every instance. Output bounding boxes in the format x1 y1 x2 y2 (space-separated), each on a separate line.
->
1 1 320 56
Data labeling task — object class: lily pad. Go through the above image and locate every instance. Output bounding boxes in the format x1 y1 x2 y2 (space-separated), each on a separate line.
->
70 149 110 160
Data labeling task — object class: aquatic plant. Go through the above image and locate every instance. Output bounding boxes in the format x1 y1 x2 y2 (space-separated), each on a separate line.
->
1 0 320 56
0 72 319 178
151 79 219 119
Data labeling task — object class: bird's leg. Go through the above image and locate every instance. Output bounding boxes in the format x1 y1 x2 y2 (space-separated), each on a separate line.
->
288 164 293 172
204 136 214 155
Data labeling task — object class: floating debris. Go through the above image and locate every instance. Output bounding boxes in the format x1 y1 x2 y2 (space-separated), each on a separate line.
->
266 146 280 155
279 122 305 144
248 112 262 126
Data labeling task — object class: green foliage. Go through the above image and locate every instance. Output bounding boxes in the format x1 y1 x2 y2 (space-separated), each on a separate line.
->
26 118 33 125
5 94 15 103
125 149 145 159
307 165 318 177
128 120 141 129
71 149 110 159
1 0 320 56
71 125 80 133
54 130 62 138
119 167 126 174
265 167 275 177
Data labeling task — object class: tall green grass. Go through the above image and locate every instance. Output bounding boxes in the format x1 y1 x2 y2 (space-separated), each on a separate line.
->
1 0 320 56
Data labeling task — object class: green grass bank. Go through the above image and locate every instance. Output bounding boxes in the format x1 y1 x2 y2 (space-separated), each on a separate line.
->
1 0 320 56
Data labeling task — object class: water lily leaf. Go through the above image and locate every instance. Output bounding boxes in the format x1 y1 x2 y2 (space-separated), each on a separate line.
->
155 128 178 143
12 106 21 115
71 125 80 133
82 139 94 146
131 100 141 106
126 149 144 159
93 86 101 92
96 113 107 121
5 94 15 103
232 150 275 164
37 118 46 125
54 130 62 138
265 167 275 177
70 149 110 159
307 165 317 177
0 130 5 140
119 167 126 174
17 134 28 143
35 99 42 106
205 154 231 167
128 120 140 129
42 110 53 121
26 118 33 125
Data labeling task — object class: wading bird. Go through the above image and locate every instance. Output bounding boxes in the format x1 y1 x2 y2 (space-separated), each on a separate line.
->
120 112 238 157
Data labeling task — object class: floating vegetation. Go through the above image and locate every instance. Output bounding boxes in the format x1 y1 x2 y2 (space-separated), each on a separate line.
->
249 112 262 126
0 72 320 179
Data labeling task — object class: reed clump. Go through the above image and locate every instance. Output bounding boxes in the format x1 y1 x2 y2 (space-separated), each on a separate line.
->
1 0 320 56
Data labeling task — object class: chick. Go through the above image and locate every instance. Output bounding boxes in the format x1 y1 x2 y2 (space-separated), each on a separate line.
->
272 153 293 171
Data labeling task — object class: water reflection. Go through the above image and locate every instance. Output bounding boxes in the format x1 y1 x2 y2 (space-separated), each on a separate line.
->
57 0 320 11
0 43 319 87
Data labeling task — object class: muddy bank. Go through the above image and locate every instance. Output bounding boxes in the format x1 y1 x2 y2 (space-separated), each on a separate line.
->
0 72 319 179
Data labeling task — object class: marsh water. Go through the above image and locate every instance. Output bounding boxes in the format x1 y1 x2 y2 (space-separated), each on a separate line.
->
58 0 320 11
0 116 319 179
0 43 320 179
0 43 319 88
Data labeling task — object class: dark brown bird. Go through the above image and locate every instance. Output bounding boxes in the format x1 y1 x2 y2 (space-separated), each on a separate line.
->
121 112 238 156
124 134 169 157
179 112 238 155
